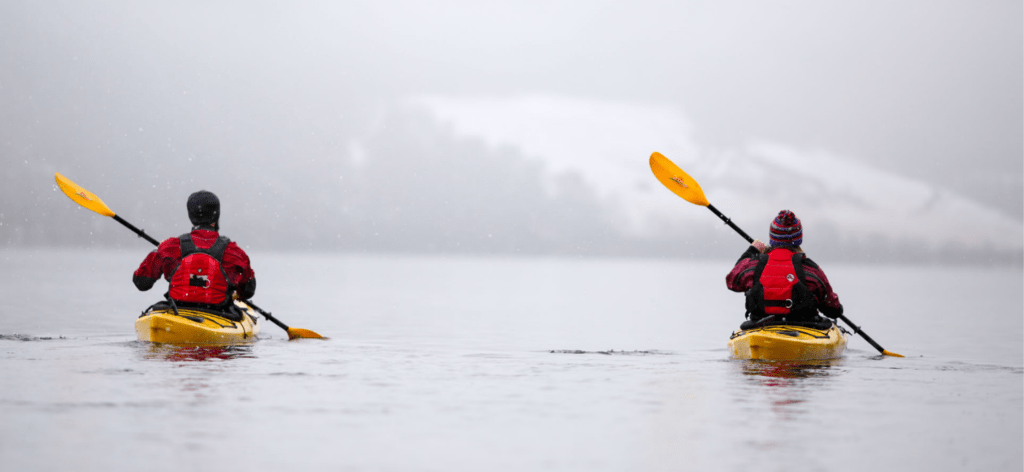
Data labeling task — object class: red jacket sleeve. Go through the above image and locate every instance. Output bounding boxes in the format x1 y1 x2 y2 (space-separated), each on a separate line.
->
725 246 762 292
220 243 254 286
802 259 842 313
221 242 256 299
132 237 181 290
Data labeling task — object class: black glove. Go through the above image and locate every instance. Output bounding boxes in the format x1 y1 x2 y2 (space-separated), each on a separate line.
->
133 274 157 291
237 278 257 300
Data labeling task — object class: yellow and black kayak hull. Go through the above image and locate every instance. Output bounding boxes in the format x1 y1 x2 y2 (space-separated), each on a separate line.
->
135 300 261 344
729 324 849 360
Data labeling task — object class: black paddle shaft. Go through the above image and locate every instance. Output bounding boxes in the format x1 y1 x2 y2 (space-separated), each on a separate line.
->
706 204 754 243
837 313 889 355
244 300 291 331
113 215 161 246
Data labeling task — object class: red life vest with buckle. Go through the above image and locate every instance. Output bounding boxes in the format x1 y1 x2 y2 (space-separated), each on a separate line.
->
745 248 817 321
169 234 232 305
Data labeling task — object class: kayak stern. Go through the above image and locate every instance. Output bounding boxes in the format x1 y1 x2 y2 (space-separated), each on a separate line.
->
729 324 849 360
135 300 261 345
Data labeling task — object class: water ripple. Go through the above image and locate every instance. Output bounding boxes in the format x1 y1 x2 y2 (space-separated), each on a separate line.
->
0 334 68 341
548 349 673 356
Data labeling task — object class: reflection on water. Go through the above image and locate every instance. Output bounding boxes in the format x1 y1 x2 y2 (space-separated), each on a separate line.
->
137 342 256 362
738 358 844 382
134 343 259 399
734 359 845 421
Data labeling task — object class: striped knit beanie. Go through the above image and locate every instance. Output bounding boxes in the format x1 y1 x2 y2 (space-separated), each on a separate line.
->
769 210 802 247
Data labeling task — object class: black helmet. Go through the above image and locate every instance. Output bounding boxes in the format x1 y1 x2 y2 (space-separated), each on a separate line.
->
187 190 220 226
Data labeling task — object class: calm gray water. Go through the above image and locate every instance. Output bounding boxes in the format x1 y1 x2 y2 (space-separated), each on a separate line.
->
1 248 1021 471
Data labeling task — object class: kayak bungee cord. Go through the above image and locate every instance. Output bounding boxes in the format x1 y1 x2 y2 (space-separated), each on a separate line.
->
728 325 835 340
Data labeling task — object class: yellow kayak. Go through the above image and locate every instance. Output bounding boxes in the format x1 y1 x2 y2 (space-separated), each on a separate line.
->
135 300 261 344
729 324 849 360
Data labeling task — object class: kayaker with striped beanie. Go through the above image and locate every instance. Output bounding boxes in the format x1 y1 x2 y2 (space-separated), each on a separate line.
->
132 191 257 309
725 210 843 329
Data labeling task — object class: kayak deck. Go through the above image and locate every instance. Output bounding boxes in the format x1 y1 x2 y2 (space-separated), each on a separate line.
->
135 300 261 344
729 324 849 360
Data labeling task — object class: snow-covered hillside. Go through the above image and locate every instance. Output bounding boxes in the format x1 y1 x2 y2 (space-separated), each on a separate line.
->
416 95 1023 252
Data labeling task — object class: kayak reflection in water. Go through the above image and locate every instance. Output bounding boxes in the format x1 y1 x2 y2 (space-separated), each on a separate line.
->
724 210 844 330
131 190 257 311
737 359 844 421
141 343 255 362
740 358 842 381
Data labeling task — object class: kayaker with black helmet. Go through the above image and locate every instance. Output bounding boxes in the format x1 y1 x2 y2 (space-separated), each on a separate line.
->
132 190 256 308
725 210 843 329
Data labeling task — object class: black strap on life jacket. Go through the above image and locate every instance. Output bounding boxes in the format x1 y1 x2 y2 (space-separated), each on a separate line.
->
179 234 231 261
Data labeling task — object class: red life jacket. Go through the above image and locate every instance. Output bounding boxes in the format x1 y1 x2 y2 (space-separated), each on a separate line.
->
745 248 817 321
169 234 232 305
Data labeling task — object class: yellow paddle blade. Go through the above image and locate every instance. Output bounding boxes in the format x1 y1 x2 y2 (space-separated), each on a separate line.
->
882 350 904 358
287 327 326 340
649 152 709 207
54 172 116 217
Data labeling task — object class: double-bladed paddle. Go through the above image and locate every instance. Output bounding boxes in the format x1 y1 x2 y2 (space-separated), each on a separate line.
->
54 172 324 340
648 152 902 357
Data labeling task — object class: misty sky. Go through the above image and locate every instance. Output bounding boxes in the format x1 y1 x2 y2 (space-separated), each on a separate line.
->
2 1 1021 247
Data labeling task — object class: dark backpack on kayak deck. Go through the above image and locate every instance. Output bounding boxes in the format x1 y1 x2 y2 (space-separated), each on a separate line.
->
169 234 232 306
745 248 818 323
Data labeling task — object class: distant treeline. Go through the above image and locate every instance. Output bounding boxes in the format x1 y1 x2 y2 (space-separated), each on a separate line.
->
3 108 1021 267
